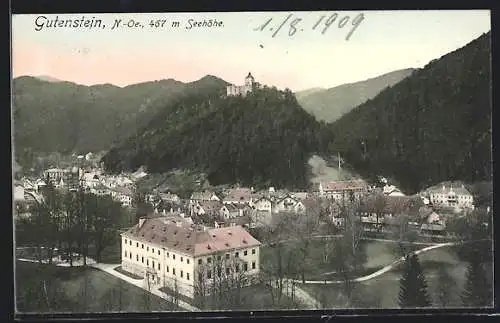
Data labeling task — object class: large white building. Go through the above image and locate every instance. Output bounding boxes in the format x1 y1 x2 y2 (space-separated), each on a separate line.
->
428 184 474 210
318 180 368 202
120 216 262 298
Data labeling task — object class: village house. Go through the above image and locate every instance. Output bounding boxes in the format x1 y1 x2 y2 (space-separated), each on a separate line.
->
120 216 262 298
252 196 273 213
318 180 368 202
158 192 181 204
273 194 299 214
109 187 134 207
222 187 253 205
357 195 425 231
427 184 474 210
191 200 223 218
383 185 405 197
291 192 310 200
189 191 221 205
220 204 252 219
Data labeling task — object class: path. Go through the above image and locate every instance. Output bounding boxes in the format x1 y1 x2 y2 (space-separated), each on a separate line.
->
16 256 200 312
288 242 457 284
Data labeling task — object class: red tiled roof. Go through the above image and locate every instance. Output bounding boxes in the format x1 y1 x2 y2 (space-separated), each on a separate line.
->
223 188 252 203
122 217 261 257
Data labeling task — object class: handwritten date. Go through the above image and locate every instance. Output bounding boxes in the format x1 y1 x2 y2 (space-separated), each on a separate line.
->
254 12 365 40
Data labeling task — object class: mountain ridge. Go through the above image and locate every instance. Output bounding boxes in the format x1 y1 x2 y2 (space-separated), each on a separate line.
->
297 68 416 122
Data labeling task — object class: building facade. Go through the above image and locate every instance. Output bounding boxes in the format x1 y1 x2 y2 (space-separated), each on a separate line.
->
428 185 474 209
121 216 261 298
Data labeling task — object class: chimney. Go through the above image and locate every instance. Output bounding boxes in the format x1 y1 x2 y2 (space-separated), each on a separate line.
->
139 217 146 228
170 208 174 214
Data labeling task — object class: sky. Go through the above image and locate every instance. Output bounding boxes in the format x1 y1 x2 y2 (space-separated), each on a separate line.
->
12 10 491 92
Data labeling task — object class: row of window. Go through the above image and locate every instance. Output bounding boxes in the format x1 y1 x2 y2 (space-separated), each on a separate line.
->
197 249 256 265
123 239 192 264
124 251 161 271
123 251 193 281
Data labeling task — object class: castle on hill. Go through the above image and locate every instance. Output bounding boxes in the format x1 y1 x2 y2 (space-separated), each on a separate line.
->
226 72 260 97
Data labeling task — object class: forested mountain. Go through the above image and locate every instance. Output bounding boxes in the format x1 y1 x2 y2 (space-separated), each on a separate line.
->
12 75 229 167
294 87 325 100
102 86 333 190
329 32 491 193
297 68 415 122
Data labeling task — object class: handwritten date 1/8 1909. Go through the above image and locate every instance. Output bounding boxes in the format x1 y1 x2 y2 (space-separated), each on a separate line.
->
254 12 364 40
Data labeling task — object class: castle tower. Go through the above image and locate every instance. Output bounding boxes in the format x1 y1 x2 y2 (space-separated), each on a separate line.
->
245 72 255 88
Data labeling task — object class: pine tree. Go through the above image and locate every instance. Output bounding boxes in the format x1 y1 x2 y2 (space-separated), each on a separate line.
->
461 256 492 307
398 254 432 308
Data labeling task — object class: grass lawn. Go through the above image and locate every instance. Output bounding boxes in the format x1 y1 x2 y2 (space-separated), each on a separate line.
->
261 238 432 281
15 261 180 313
301 246 489 309
192 283 305 311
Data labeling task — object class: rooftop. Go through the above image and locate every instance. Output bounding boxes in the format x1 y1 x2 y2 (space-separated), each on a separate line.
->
122 217 261 257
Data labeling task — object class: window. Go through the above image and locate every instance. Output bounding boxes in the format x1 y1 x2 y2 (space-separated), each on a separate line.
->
235 252 239 258
173 254 176 260
180 270 184 278
226 268 230 275
173 268 176 275
226 253 230 259
167 252 170 258
129 253 132 259
207 271 212 279
129 240 132 246
147 259 149 266
252 261 256 269
152 248 154 253
136 242 139 247
198 259 202 265
142 244 144 249
167 266 169 273
125 239 127 244
187 259 190 264
147 246 149 251
244 262 248 271
217 255 221 260
136 255 139 261
187 273 190 280
158 263 160 270
252 249 255 255
181 257 183 262
152 260 155 268
235 264 239 272
207 257 212 263
158 250 160 255
244 250 247 256
142 257 144 263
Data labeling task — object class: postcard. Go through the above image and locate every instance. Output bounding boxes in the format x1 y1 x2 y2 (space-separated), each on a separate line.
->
12 10 493 314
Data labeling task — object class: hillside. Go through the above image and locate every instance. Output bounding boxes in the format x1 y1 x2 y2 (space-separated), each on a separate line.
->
12 75 229 167
329 32 492 193
297 68 415 122
102 86 332 190
294 87 325 100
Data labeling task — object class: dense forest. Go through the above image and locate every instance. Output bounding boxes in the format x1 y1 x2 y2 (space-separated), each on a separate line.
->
12 75 229 168
102 86 333 190
328 32 491 193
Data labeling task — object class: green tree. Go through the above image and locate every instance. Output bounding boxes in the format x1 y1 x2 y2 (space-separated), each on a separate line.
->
461 256 492 307
398 254 432 308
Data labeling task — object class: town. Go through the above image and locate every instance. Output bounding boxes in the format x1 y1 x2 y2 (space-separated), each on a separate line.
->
14 150 492 310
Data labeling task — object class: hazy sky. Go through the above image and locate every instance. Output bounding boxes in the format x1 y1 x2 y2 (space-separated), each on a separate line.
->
12 11 490 91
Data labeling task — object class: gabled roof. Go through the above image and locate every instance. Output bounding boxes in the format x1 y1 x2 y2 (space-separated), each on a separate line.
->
322 180 368 192
191 191 218 201
196 200 223 213
122 217 261 257
223 188 252 203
